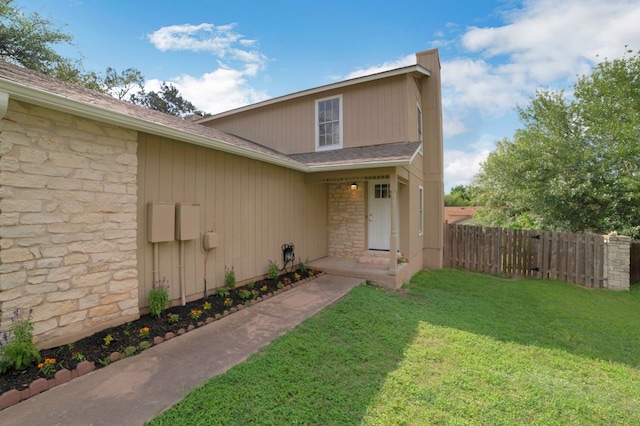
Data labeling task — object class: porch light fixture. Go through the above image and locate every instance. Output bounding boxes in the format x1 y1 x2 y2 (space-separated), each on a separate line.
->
350 182 358 190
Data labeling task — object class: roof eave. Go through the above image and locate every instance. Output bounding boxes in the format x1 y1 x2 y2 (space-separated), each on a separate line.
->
198 64 431 122
0 80 309 173
305 159 411 172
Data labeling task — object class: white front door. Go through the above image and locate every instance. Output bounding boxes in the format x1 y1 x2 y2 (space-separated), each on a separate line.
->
368 180 391 250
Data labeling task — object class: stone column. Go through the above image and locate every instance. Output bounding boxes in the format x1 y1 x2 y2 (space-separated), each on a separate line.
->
603 232 631 291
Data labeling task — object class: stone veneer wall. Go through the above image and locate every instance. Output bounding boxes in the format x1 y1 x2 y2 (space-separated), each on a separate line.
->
603 232 632 291
327 182 364 259
0 99 139 348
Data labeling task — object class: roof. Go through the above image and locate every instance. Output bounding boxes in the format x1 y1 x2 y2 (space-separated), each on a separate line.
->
0 60 421 172
289 141 422 170
197 64 431 122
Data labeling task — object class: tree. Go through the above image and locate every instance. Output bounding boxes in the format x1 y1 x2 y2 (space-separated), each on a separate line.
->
130 82 203 118
0 0 75 75
472 49 640 238
445 185 473 206
0 1 205 118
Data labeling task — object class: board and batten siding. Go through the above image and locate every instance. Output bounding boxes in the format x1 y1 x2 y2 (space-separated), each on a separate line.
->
202 75 414 155
136 134 328 309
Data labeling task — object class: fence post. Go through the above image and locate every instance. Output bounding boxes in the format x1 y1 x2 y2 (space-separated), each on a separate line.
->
602 232 632 291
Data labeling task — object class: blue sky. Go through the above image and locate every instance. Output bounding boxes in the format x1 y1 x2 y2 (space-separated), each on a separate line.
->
15 0 640 191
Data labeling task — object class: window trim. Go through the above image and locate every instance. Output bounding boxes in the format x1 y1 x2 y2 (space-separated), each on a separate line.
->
418 185 424 236
315 94 343 151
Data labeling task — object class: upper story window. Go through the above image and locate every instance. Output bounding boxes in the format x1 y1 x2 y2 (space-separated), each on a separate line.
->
316 95 343 151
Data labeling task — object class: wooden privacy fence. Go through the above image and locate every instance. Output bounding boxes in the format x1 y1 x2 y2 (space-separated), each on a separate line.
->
443 224 605 288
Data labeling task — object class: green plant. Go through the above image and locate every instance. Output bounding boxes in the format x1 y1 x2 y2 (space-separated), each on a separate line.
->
203 301 212 310
246 281 255 290
37 357 57 376
0 309 41 373
261 284 268 293
215 287 230 298
223 297 233 308
225 266 236 289
277 281 284 289
167 313 180 324
267 260 279 280
239 289 251 300
149 277 170 318
190 309 203 320
98 356 111 367
71 350 85 361
293 272 301 281
123 346 137 357
103 334 114 347
139 342 151 351
139 327 150 339
298 256 309 273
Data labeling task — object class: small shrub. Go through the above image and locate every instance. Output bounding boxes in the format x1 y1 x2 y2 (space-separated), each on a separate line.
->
0 309 41 373
216 287 230 298
246 281 255 290
149 277 170 318
139 342 151 351
225 267 236 289
190 309 203 320
167 313 180 324
98 356 111 367
203 301 212 310
223 297 233 308
298 256 309 273
239 289 251 300
267 261 279 280
123 346 137 357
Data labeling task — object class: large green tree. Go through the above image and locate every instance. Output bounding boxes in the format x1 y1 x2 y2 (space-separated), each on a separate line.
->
445 185 474 206
472 49 640 238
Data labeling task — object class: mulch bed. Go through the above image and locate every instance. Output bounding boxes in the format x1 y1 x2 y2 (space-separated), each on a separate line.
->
0 268 321 405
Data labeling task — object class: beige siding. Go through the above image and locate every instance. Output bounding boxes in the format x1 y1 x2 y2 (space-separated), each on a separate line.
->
137 134 328 309
202 76 413 154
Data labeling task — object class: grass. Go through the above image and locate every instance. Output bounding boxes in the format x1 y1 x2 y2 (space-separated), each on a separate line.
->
148 269 640 425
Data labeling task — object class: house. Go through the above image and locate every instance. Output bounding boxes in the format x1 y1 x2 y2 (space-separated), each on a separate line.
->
444 206 477 225
0 49 444 348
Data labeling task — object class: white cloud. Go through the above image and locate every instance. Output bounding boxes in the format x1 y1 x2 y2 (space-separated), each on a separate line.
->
146 22 268 114
444 148 491 191
147 67 269 115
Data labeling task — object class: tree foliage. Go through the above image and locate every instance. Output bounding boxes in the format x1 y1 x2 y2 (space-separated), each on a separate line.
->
0 1 204 118
472 49 640 238
445 185 474 206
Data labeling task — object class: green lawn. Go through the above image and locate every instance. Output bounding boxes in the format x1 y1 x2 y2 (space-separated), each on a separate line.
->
148 269 640 425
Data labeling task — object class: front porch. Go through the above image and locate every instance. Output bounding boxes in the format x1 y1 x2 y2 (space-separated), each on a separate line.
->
309 252 412 290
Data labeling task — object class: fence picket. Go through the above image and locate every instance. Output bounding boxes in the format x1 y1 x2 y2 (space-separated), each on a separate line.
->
443 224 607 288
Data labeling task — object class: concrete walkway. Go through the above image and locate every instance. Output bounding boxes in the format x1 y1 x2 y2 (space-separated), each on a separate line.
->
4 274 363 426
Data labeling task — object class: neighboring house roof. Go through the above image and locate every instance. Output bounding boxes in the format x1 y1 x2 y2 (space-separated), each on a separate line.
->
0 60 422 172
197 64 431 122
444 206 478 224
